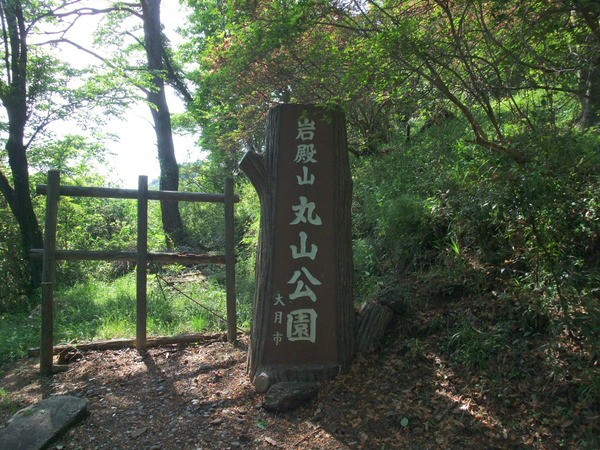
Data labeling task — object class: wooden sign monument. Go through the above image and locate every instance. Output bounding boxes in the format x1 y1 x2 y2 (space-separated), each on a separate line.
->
240 104 355 390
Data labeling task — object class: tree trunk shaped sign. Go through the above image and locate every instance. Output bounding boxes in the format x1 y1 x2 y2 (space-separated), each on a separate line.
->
240 104 355 390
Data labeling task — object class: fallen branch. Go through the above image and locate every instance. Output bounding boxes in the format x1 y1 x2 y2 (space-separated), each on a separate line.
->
293 426 322 447
27 332 243 357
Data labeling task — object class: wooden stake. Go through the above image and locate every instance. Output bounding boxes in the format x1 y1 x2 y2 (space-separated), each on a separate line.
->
225 177 237 344
40 170 60 376
136 176 148 351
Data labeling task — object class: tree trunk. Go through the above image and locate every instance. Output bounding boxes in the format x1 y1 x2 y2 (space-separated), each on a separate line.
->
576 3 600 129
0 0 43 292
140 0 186 248
356 302 394 353
579 54 600 129
240 105 355 390
2 134 44 292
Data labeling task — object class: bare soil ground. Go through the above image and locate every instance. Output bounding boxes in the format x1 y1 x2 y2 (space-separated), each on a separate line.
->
1 299 598 449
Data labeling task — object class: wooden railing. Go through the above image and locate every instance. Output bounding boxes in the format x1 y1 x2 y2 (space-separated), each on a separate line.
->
32 170 239 376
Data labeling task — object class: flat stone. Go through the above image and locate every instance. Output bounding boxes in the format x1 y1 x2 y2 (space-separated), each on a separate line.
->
253 372 271 393
263 382 319 413
130 426 148 438
0 395 88 450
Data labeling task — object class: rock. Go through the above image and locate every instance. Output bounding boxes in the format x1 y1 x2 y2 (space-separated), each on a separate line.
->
0 395 88 450
130 427 148 438
262 382 319 413
253 371 271 393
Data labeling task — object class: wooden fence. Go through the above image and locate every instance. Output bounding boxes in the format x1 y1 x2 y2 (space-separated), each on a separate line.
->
31 170 239 376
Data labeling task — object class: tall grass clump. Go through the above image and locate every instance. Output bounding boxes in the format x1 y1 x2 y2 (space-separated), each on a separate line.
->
351 114 600 350
0 268 242 362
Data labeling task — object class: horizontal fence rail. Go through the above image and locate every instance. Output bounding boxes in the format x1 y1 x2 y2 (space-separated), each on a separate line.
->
34 170 239 376
28 332 243 357
36 184 240 203
30 249 228 265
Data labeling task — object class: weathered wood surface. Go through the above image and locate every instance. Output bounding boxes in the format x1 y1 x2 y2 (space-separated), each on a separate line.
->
34 172 241 374
356 302 395 353
240 104 355 387
225 178 237 344
37 184 240 203
30 249 227 264
136 176 149 350
28 332 237 357
40 170 60 376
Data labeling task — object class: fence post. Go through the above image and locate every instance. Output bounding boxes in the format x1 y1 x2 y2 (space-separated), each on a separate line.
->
136 176 148 351
40 170 60 376
224 177 237 344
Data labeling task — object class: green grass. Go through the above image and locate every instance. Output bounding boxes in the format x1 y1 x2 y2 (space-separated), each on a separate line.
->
445 318 511 371
0 387 20 415
0 270 242 363
0 313 39 360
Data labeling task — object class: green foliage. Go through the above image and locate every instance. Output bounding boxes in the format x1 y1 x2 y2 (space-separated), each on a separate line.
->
0 269 243 362
178 158 259 320
28 136 142 284
0 203 29 313
232 179 261 325
179 160 230 250
447 319 511 371
0 306 39 360
351 118 470 281
1 0 599 410
349 105 600 367
28 135 111 179
0 387 20 415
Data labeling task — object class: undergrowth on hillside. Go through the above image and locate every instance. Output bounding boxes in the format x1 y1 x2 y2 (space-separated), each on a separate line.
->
0 267 252 362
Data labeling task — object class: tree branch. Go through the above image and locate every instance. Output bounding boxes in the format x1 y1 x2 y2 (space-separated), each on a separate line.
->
576 1 600 42
38 38 150 96
125 30 145 48
29 4 142 32
420 59 524 162
475 0 564 75
0 166 15 208
162 46 193 104
0 2 11 85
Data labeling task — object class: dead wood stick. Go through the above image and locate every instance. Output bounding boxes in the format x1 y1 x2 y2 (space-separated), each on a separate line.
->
27 332 243 357
293 426 322 447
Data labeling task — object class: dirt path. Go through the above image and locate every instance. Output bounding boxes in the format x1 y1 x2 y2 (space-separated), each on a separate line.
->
1 302 597 449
